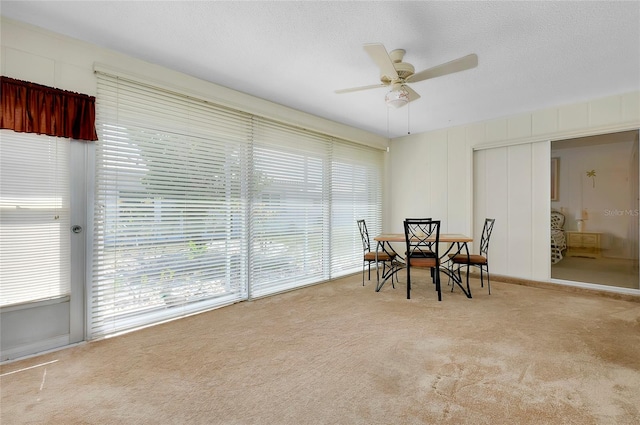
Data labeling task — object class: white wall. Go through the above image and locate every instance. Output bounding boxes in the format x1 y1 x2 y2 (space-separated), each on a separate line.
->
390 92 640 287
388 127 472 235
0 18 387 149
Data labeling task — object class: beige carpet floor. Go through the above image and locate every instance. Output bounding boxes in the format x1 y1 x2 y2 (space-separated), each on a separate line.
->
2 270 640 424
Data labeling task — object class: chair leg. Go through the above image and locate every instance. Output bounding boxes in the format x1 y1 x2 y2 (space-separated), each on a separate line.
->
362 262 365 286
390 261 396 289
451 263 460 293
486 265 491 295
406 265 411 299
390 262 394 284
434 266 441 301
382 260 395 289
449 264 455 292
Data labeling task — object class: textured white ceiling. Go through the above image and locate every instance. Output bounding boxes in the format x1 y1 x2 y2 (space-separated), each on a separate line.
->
2 1 639 139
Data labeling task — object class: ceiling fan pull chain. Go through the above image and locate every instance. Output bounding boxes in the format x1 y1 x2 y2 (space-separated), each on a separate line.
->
386 106 390 139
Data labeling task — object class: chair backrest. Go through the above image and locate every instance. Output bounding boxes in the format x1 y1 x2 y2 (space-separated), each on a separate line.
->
357 219 370 253
479 218 496 257
404 217 432 221
403 219 440 263
551 210 565 230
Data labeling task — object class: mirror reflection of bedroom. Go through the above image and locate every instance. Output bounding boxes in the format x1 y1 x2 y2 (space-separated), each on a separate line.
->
551 130 640 290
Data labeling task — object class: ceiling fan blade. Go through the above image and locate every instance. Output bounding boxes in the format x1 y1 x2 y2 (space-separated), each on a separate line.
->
407 54 478 83
335 83 387 94
404 85 421 102
363 43 398 80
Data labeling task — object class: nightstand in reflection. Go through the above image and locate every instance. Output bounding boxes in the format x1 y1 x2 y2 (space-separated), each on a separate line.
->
565 231 601 259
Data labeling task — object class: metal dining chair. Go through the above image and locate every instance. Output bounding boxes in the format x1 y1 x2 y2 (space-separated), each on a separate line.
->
357 219 398 287
449 218 496 294
404 218 442 301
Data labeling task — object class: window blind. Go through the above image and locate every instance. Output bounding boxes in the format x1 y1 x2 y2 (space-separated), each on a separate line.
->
94 70 384 338
250 118 331 297
330 142 383 277
93 74 251 338
0 131 71 307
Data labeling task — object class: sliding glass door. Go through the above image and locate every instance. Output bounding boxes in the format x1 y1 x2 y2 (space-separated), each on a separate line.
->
92 71 384 340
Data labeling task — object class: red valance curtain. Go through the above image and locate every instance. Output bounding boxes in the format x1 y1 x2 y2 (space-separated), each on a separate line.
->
0 76 98 141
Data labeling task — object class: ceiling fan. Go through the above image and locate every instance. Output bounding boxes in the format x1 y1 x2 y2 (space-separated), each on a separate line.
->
335 43 478 108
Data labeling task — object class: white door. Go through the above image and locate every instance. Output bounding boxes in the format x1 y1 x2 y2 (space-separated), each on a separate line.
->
473 141 550 281
0 131 86 361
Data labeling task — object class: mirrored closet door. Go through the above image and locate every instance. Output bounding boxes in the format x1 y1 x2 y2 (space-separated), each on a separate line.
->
551 130 640 290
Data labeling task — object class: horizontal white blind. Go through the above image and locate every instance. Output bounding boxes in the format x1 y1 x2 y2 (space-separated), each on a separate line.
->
250 118 330 297
93 74 251 338
330 142 383 276
94 70 384 338
0 131 71 307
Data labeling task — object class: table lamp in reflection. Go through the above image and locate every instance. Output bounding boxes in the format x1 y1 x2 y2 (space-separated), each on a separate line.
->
576 209 588 232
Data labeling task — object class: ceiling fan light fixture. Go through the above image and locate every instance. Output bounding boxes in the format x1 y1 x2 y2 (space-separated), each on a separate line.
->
385 87 409 108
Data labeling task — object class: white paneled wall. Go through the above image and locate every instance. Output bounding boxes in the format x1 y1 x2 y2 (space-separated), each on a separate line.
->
474 142 550 280
391 91 639 284
446 127 472 233
389 129 471 235
531 142 551 280
507 145 535 278
474 148 509 276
